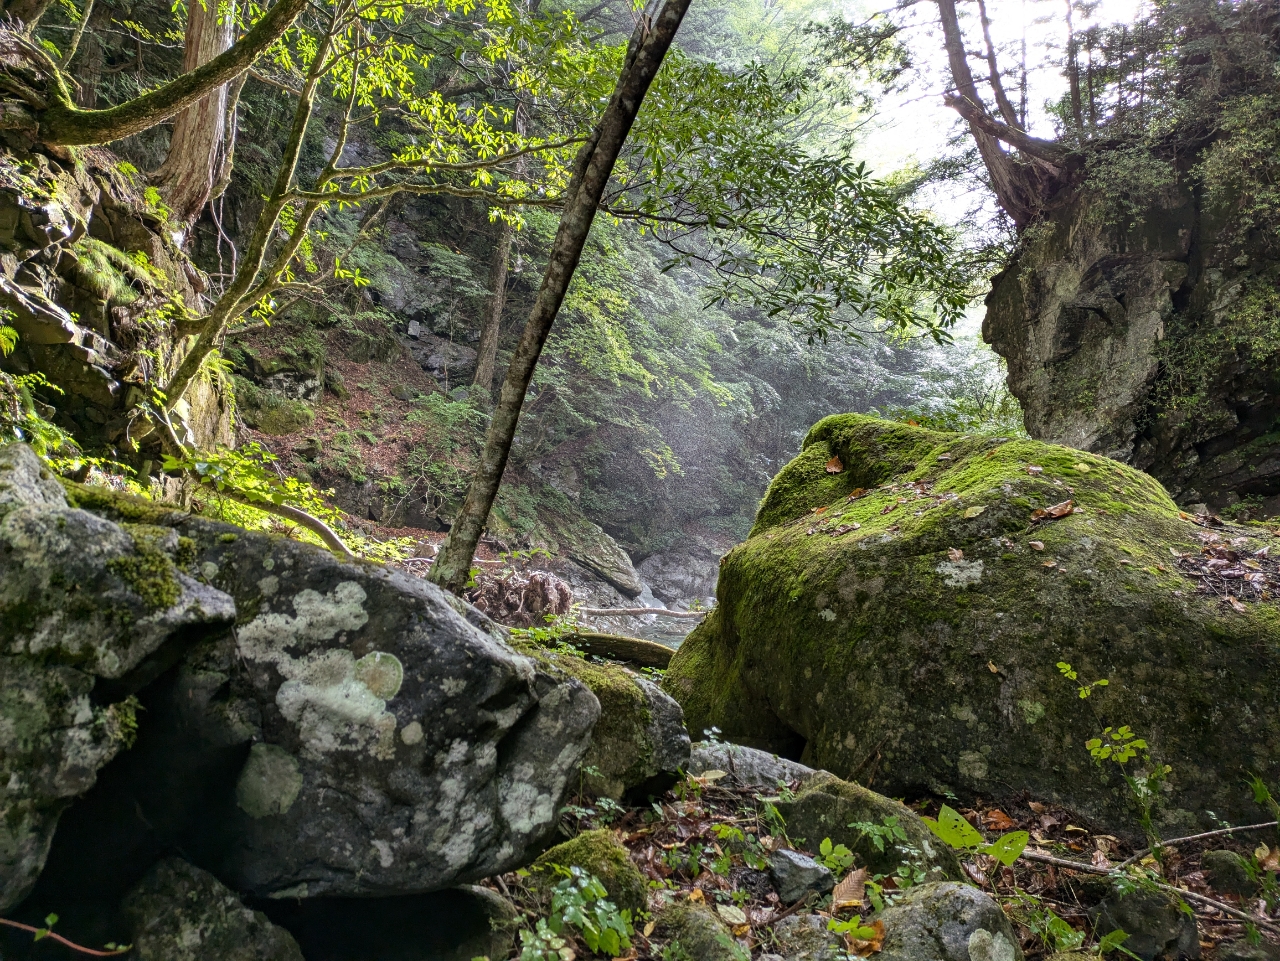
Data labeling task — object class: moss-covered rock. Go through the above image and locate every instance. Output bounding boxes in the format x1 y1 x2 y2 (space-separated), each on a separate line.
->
776 772 962 882
523 645 689 800
877 882 1023 961
533 829 648 914
0 444 235 911
664 415 1280 830
653 901 747 961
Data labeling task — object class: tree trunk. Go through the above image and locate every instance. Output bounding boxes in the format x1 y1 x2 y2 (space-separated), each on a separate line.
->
428 0 693 595
152 0 238 226
472 218 512 393
935 0 1041 227
4 0 54 31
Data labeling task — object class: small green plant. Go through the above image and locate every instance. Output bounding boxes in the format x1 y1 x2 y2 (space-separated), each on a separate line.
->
827 917 880 938
850 816 908 853
1085 728 1170 853
923 805 1029 866
1008 890 1086 953
1058 661 1109 698
818 837 856 873
537 866 632 956
519 918 574 961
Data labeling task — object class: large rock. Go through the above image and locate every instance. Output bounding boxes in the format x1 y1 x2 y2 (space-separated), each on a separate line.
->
983 132 1280 513
877 882 1023 961
664 415 1280 830
122 858 304 961
11 456 603 901
0 443 234 910
686 742 820 791
1089 885 1199 961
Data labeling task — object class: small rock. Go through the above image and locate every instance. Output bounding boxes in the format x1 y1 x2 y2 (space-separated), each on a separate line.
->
775 772 962 883
769 849 834 904
877 882 1023 961
533 829 648 914
1201 849 1258 897
1219 939 1280 961
122 858 304 961
687 742 820 790
653 901 746 961
770 914 843 961
391 384 417 401
1090 886 1199 961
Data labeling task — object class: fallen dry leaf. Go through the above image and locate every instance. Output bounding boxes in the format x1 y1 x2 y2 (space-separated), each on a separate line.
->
643 921 656 937
1029 540 1045 551
688 888 705 902
1026 465 1044 475
832 867 867 910
826 455 844 474
848 488 868 500
937 453 953 462
1043 560 1057 568
881 502 899 515
1065 825 1087 833
1027 801 1047 814
948 548 964 561
984 809 1016 830
848 919 886 957
813 506 829 514
1228 596 1248 613
717 904 747 926
1031 499 1074 522
987 661 1000 674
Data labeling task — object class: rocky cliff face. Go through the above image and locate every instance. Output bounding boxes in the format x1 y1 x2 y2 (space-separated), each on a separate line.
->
0 140 231 454
984 149 1280 516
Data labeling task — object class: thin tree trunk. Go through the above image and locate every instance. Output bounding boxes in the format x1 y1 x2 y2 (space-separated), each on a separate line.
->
153 0 238 226
975 0 1019 126
429 0 693 595
472 217 512 393
1065 0 1084 133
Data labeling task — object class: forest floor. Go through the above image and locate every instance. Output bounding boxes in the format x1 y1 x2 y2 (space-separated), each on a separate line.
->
484 771 1280 960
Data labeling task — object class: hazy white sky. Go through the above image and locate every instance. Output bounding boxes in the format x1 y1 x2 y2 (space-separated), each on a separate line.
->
861 0 1149 170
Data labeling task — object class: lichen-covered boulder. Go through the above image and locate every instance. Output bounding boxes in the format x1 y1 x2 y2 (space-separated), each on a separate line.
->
531 648 689 800
122 858 304 961
877 882 1023 961
664 415 1280 830
775 773 962 883
0 444 234 910
33 466 601 900
533 829 648 914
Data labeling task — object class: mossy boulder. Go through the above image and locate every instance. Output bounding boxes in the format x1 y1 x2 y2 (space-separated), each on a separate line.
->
523 646 689 800
533 829 647 914
877 882 1023 961
652 901 746 961
776 772 962 882
664 415 1280 831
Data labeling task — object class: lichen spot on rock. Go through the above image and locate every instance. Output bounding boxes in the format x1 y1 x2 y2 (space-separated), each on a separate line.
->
400 721 424 745
355 651 403 699
937 557 984 587
969 929 1017 961
236 743 304 818
237 581 370 664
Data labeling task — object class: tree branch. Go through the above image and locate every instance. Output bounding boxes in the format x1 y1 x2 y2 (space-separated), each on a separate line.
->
37 0 308 144
943 93 1068 164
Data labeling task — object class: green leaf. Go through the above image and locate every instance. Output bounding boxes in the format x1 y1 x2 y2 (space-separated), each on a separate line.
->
44 913 58 927
980 830 1029 866
925 804 984 850
1098 929 1131 955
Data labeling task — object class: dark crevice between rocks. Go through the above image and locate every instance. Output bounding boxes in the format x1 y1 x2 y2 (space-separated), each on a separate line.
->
252 890 505 961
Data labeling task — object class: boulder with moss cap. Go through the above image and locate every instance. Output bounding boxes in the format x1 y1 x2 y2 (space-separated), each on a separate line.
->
0 443 235 911
532 828 648 914
664 415 1280 830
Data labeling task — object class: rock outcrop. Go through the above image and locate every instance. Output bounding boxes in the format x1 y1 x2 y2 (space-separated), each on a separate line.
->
0 441 603 909
664 415 1280 830
0 443 233 910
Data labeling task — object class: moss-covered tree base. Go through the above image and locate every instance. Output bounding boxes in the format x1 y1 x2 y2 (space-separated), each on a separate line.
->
663 415 1280 832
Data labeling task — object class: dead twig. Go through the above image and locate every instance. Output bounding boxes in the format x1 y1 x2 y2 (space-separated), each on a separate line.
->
1115 821 1279 870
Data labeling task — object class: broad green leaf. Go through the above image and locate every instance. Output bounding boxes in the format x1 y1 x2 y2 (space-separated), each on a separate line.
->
925 804 984 850
980 830 1029 866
